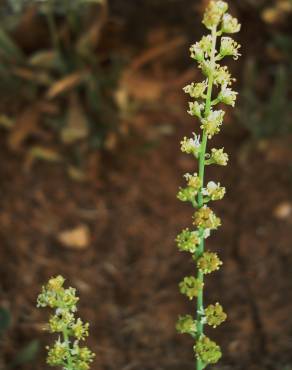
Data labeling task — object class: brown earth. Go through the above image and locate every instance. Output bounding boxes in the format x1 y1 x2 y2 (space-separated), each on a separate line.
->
1 89 292 370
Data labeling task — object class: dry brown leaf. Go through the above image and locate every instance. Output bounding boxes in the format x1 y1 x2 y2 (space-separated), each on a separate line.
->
11 67 52 85
0 115 14 129
67 166 87 182
8 105 41 151
38 101 59 115
262 7 283 24
61 93 89 144
29 146 62 162
29 50 57 68
116 36 187 105
104 132 118 151
128 35 185 73
58 225 90 250
118 72 164 103
24 146 62 171
46 72 87 99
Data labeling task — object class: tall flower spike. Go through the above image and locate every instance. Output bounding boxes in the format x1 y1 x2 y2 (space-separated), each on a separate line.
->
37 276 95 370
176 2 241 369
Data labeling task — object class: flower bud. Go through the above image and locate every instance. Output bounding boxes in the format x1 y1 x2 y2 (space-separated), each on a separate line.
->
190 43 204 62
203 1 229 29
222 13 241 33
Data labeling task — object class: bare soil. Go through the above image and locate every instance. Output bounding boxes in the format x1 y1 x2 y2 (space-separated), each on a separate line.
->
1 92 292 370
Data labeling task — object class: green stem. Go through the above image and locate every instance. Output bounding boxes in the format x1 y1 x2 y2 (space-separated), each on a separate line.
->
195 25 217 370
63 328 73 370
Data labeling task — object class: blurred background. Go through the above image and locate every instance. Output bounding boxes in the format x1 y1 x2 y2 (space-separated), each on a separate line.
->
1 0 292 369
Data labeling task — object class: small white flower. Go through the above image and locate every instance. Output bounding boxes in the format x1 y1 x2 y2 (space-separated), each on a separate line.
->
218 85 238 107
202 181 217 196
203 229 211 239
202 181 226 201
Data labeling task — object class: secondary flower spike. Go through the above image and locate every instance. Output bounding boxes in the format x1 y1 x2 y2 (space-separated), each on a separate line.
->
37 276 95 370
175 1 241 369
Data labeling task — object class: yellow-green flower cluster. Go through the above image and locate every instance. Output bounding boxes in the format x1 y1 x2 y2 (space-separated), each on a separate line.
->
201 110 225 139
203 1 228 29
37 275 79 311
179 276 204 300
194 336 222 365
176 1 240 368
37 276 95 370
193 206 221 230
177 173 202 204
220 37 241 60
176 315 197 336
184 81 208 99
202 181 226 201
180 134 201 157
205 303 227 328
197 251 222 274
209 148 229 166
188 101 204 118
176 228 200 253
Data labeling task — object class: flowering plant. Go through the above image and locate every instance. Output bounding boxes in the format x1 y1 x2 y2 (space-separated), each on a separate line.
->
176 2 241 369
37 276 95 370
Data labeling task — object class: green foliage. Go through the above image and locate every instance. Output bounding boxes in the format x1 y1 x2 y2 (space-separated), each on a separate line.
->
0 308 11 338
0 0 121 158
176 1 240 369
0 307 39 368
37 275 95 370
10 340 40 368
237 59 292 138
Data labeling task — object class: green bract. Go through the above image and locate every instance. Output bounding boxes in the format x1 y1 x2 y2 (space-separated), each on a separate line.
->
37 276 95 370
176 1 241 369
